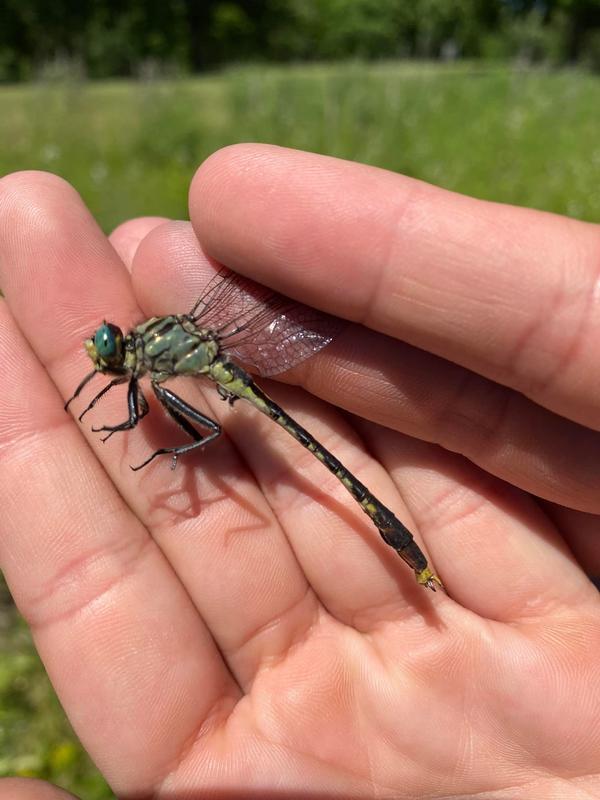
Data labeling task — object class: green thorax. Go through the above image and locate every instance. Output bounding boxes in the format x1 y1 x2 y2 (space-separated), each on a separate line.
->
135 315 220 381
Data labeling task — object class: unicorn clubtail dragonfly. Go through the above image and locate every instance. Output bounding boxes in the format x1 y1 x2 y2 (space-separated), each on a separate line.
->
66 268 442 591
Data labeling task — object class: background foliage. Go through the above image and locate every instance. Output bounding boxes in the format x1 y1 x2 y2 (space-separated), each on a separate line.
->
1 0 599 81
1 62 598 231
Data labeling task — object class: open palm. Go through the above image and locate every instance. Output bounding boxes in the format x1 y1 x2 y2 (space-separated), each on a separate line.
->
1 146 599 800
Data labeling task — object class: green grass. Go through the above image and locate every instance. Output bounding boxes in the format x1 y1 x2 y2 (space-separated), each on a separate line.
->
1 61 598 798
1 61 599 231
0 583 111 797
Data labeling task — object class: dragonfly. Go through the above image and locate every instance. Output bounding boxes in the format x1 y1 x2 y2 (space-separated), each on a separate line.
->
65 268 442 591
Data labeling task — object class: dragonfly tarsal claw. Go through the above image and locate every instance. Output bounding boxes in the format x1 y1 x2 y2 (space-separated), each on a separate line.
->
78 407 92 423
130 458 149 472
90 424 117 443
130 449 162 472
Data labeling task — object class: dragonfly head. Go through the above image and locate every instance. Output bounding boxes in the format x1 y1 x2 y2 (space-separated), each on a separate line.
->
85 321 126 373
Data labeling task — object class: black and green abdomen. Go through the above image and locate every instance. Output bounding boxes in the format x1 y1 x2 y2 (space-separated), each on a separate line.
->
209 357 439 588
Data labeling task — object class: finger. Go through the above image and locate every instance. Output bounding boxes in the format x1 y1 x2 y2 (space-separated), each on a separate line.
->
0 778 78 800
541 503 600 579
135 223 600 516
357 421 599 619
0 174 240 793
131 222 441 666
190 144 600 430
304 328 600 516
109 216 169 270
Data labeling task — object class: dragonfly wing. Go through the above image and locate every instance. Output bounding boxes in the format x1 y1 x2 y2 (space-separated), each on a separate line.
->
225 308 344 377
189 268 344 377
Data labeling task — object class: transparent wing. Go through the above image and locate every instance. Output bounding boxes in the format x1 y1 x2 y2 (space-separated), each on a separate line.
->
189 268 344 377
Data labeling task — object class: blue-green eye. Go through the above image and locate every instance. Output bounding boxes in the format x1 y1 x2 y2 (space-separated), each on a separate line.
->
94 324 115 358
94 322 122 361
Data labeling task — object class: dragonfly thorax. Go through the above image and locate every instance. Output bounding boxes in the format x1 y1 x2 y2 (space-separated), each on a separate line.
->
136 315 221 379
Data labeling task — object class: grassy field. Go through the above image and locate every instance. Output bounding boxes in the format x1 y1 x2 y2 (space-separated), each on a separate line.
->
1 61 599 798
1 61 599 231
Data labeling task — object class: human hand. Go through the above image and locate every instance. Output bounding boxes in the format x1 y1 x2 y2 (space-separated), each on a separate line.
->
0 146 599 799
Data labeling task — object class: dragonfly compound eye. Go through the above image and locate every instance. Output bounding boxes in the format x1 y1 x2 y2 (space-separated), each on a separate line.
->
94 322 123 362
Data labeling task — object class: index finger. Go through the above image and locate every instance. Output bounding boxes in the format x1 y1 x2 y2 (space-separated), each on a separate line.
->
189 144 600 430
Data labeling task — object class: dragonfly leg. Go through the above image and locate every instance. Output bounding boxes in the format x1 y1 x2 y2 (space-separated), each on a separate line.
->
64 369 97 412
217 384 238 406
130 383 221 471
92 377 149 442
78 375 129 422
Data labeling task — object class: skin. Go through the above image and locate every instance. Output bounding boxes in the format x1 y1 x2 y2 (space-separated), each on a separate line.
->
0 144 599 800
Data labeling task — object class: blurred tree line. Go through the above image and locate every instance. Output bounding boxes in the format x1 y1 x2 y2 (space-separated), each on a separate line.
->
0 0 599 80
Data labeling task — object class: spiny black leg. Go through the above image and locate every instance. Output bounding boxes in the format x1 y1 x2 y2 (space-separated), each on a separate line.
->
152 402 203 471
64 370 97 412
92 378 148 442
131 383 221 471
78 376 128 422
